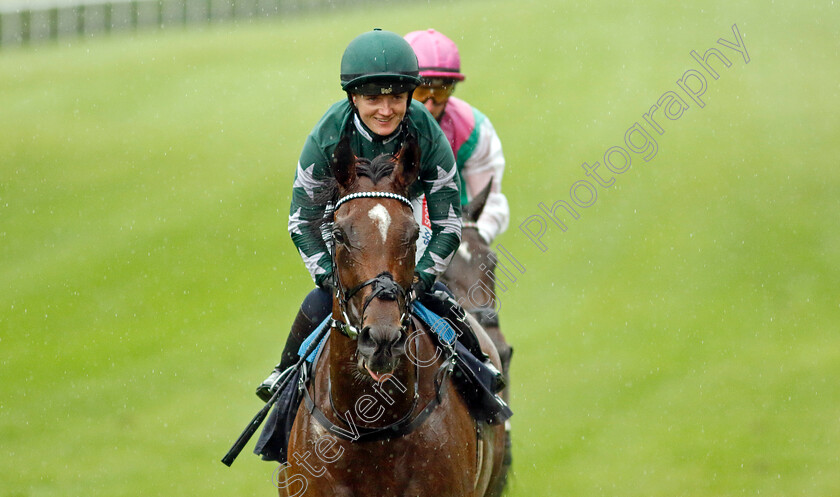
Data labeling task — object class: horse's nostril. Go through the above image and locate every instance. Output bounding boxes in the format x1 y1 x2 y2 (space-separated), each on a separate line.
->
357 327 375 354
379 332 406 359
392 334 407 354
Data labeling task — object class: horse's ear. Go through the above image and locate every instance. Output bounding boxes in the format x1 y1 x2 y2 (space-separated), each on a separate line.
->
392 135 421 193
463 177 493 222
331 136 357 189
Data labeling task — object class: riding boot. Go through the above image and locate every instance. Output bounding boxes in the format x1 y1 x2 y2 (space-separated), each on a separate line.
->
449 304 506 393
419 290 506 393
255 308 318 402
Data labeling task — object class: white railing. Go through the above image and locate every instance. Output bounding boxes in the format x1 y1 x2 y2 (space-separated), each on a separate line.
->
0 0 343 47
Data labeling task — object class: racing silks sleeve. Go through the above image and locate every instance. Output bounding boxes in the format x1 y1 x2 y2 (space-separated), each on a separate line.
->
413 117 462 289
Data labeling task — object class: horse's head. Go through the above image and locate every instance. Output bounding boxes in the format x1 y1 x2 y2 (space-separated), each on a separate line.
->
329 136 420 381
441 179 496 307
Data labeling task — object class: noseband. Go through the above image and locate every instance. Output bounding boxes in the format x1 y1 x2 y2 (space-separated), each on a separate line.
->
330 191 414 339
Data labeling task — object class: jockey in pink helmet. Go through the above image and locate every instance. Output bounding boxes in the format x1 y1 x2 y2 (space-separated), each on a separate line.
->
404 29 509 244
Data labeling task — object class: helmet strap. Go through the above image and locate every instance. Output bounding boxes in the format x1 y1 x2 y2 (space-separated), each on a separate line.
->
346 91 356 108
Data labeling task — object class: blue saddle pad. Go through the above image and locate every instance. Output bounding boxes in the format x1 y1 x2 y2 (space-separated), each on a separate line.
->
411 301 458 344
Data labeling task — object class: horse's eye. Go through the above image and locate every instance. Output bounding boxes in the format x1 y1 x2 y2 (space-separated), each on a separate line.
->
332 229 346 245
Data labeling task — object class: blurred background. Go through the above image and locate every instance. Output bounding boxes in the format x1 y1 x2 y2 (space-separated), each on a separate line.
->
1 0 838 495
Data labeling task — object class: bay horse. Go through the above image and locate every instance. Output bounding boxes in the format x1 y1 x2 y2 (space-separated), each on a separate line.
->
440 180 513 380
440 180 514 495
280 137 507 497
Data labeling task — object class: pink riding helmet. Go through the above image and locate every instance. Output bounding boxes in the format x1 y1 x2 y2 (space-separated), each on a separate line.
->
404 29 466 81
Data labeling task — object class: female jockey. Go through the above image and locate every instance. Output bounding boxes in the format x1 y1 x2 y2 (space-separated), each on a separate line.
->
404 29 510 244
257 29 477 401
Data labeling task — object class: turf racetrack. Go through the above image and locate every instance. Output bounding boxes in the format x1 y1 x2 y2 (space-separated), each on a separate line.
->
2 0 839 495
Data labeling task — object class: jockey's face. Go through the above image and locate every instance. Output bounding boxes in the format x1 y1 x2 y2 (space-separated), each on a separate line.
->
421 94 447 120
352 92 409 136
412 82 455 120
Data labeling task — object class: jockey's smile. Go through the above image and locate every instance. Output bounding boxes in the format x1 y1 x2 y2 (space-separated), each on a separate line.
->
352 93 409 136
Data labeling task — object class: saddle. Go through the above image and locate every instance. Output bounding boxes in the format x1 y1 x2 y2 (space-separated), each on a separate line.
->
253 304 512 463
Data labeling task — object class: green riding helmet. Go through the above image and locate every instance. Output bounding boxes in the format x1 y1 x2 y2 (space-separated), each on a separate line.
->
340 29 421 95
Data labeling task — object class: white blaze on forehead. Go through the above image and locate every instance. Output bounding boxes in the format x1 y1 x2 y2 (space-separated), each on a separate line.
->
368 204 391 243
457 241 472 262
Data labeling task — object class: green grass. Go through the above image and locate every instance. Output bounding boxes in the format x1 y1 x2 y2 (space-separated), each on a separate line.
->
2 0 839 495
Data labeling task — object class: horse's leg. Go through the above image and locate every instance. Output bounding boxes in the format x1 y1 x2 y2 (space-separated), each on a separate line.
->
488 327 513 496
464 317 514 497
493 332 513 497
462 315 512 497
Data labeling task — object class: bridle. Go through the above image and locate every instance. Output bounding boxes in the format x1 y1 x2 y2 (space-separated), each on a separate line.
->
302 190 456 442
329 191 415 340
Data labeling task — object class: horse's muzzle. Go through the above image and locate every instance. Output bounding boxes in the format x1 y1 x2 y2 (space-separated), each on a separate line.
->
357 322 407 378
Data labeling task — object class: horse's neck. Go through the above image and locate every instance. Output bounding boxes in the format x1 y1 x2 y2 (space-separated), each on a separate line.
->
326 331 419 425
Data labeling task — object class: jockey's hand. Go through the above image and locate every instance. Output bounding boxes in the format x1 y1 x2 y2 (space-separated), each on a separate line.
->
411 272 432 297
317 273 336 296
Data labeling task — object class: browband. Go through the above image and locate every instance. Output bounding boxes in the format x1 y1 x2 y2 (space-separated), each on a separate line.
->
334 191 413 211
